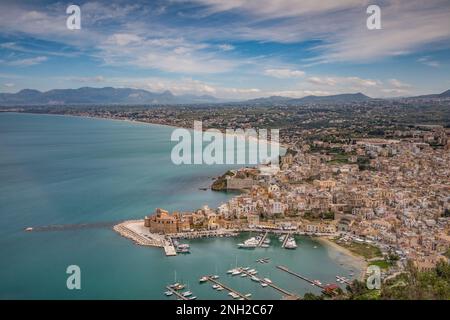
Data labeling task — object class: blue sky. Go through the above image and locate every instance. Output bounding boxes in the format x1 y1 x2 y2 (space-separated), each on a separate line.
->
0 0 449 99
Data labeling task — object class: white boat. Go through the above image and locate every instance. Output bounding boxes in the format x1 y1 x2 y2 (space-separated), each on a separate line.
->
199 276 208 283
251 276 260 282
189 296 197 300
278 235 286 242
248 269 255 273
25 227 33 232
263 278 272 284
212 284 220 289
245 293 252 298
240 273 247 277
237 237 258 249
232 270 242 276
211 275 219 279
216 286 224 291
284 238 297 249
261 244 270 248
243 267 250 271
164 291 173 296
263 239 271 244
227 269 235 274
182 291 192 297
261 283 268 287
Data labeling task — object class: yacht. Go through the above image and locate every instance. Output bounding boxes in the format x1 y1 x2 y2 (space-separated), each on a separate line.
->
182 291 193 297
284 238 297 249
251 276 260 282
261 282 268 287
231 269 242 276
164 291 173 296
212 284 220 289
237 237 258 249
199 276 208 283
263 278 272 284
211 275 220 279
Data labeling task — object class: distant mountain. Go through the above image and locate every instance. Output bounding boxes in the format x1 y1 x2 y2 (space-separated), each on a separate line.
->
411 89 450 99
0 87 222 106
242 92 372 106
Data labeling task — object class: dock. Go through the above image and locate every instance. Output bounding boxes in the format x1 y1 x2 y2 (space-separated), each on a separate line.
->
165 286 188 300
164 238 177 256
281 232 291 248
276 265 324 289
240 269 299 300
205 276 250 300
257 231 268 247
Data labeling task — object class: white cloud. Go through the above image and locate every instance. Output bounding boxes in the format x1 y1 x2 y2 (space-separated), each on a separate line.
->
218 44 235 51
3 83 15 87
418 56 440 67
264 68 305 78
6 56 47 66
388 79 411 89
307 76 379 87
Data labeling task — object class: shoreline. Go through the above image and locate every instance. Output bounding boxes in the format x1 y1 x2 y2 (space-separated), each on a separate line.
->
318 237 368 281
4 111 291 150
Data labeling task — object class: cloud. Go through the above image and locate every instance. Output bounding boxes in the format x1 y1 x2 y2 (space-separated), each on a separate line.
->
264 68 305 78
417 56 440 67
5 56 47 66
3 83 15 87
307 76 379 87
218 44 235 51
388 79 411 89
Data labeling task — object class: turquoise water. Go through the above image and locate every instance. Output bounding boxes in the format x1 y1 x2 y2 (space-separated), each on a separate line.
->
0 112 358 299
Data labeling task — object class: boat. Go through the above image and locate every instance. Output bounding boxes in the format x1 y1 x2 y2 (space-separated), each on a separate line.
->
245 293 252 298
231 270 242 276
212 284 220 289
278 235 286 242
173 284 186 290
227 269 235 274
243 267 250 271
216 286 224 291
199 276 208 283
313 280 322 286
164 291 173 296
251 276 260 282
284 238 297 249
237 237 258 249
261 244 270 248
263 239 271 244
240 273 247 277
182 291 193 297
261 283 268 287
263 278 272 283
211 275 219 279
189 296 197 300
249 270 258 275
25 227 33 232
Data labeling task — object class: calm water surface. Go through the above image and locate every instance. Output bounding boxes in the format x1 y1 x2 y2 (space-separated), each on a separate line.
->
0 112 359 299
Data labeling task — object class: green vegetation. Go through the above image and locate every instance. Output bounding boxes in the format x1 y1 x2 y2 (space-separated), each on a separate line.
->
335 240 382 260
340 261 450 300
369 260 392 270
211 170 234 191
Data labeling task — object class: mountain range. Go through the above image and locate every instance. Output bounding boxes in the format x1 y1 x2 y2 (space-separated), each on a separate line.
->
0 87 220 106
0 87 449 106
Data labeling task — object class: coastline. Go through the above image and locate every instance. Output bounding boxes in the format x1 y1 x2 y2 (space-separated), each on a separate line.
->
318 237 368 281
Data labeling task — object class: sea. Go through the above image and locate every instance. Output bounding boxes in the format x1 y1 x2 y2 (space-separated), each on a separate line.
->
0 112 361 299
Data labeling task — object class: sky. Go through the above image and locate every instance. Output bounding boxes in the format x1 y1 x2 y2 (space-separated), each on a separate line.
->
0 0 449 99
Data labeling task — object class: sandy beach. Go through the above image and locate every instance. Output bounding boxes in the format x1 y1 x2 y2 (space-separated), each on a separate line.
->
318 237 368 281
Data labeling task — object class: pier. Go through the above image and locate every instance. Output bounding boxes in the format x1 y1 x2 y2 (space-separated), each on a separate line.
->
281 232 291 248
240 269 299 299
24 221 120 232
205 276 250 300
257 231 268 247
276 265 324 289
165 286 189 300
